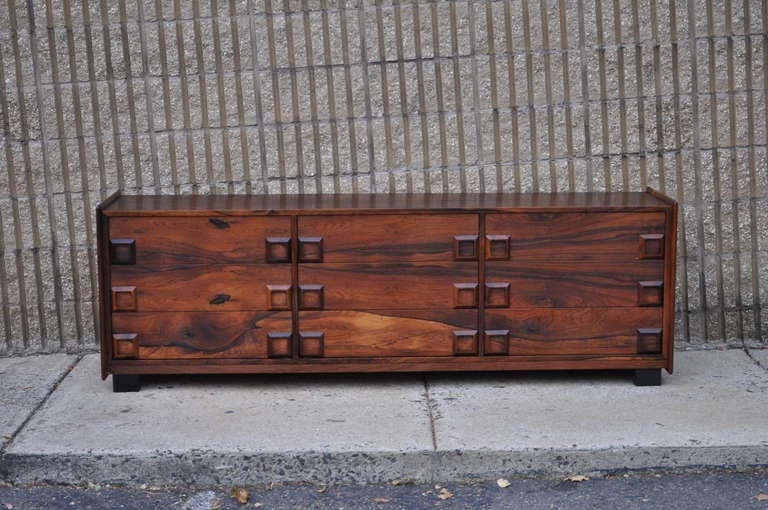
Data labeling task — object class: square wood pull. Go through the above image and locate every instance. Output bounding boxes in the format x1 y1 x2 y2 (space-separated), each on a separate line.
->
267 332 293 358
485 235 510 260
110 238 136 265
637 281 664 306
639 234 665 259
453 283 479 309
266 284 292 310
637 328 663 354
453 330 478 356
453 235 479 261
111 286 137 312
265 237 291 263
484 329 509 355
299 331 324 357
299 237 324 262
299 284 324 310
112 333 138 359
485 282 511 308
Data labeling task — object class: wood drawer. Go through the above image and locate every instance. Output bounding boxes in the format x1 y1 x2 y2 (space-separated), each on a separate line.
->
485 212 666 261
297 310 477 357
485 308 663 355
109 216 291 265
298 262 479 310
298 214 479 263
110 264 292 311
112 311 292 359
485 259 665 308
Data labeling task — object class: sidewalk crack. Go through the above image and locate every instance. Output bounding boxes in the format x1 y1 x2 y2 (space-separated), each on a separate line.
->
743 346 768 372
422 375 438 451
0 354 84 456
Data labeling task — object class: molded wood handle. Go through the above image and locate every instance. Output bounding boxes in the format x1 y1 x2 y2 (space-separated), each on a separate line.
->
452 330 478 355
453 283 479 308
453 235 479 260
299 331 324 357
299 237 324 262
266 284 292 310
267 332 293 358
485 282 510 308
485 235 510 260
299 285 324 310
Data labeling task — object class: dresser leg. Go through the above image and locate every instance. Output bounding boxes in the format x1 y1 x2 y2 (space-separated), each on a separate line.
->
113 374 141 392
633 369 661 386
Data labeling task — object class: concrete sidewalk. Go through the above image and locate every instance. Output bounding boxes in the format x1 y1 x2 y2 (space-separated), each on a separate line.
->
0 350 766 485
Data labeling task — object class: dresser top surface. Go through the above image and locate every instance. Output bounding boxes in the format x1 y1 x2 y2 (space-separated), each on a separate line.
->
100 190 674 216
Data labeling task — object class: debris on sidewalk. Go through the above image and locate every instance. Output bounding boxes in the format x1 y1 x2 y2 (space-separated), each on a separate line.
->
182 491 221 510
564 475 590 483
230 487 249 504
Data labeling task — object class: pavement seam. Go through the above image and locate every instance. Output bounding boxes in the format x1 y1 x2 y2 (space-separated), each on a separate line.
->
741 345 768 372
0 354 84 457
422 375 438 452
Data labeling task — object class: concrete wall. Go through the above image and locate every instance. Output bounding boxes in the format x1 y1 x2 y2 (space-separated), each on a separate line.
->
0 0 766 355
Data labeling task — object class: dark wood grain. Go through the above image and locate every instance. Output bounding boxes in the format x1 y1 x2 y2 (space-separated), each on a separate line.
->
298 214 478 262
97 194 119 379
298 310 477 357
486 259 664 307
98 189 677 383
112 311 292 359
102 192 671 216
110 264 291 311
663 201 679 372
485 308 663 355
109 216 290 264
299 262 478 310
486 212 666 261
109 354 668 374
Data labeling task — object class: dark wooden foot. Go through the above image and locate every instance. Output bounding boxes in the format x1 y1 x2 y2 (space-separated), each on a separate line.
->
633 369 661 386
113 374 141 392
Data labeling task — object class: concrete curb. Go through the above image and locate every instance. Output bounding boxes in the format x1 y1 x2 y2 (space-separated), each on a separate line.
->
3 446 768 486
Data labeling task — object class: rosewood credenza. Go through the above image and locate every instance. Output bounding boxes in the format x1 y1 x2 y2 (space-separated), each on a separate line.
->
97 190 678 391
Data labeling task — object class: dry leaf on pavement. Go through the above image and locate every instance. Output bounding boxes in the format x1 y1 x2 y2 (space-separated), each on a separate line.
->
755 493 768 501
373 497 391 503
230 487 249 504
437 488 454 500
497 479 511 488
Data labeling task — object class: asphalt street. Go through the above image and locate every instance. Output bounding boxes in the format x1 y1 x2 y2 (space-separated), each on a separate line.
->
1 470 767 510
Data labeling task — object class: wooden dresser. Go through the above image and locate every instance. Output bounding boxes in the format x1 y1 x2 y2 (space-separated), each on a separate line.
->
97 190 677 391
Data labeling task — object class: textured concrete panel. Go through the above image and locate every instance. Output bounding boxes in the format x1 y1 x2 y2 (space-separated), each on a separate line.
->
0 0 766 353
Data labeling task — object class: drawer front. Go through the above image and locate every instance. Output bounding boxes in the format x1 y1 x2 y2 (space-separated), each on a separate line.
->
297 310 477 357
485 212 666 261
112 311 292 359
298 214 479 263
110 264 292 311
109 216 291 265
298 262 479 310
485 259 664 308
485 308 663 355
